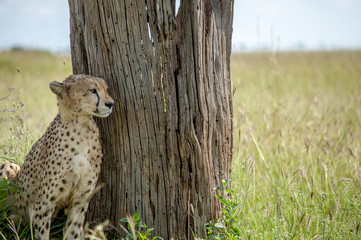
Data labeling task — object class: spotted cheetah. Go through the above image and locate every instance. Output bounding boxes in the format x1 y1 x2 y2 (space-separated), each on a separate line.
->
0 74 114 240
0 160 21 181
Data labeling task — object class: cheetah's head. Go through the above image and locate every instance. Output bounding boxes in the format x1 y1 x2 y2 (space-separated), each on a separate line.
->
50 74 114 118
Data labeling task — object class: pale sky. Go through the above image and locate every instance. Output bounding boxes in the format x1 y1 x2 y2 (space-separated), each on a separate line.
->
0 0 360 52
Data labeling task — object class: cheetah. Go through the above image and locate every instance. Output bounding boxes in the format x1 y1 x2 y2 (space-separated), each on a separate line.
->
0 160 21 181
0 74 114 240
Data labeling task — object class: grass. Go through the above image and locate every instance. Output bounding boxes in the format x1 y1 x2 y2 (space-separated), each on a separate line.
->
230 50 361 239
0 49 360 239
0 49 72 163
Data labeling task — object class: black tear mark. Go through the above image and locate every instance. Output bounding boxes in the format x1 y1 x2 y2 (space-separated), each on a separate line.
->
95 91 100 108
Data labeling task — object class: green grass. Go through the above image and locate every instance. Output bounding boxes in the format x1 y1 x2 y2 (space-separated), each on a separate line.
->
0 50 72 163
0 49 360 239
230 51 361 239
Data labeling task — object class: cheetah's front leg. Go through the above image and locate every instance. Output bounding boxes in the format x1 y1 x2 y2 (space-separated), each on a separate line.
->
64 201 89 240
32 200 55 240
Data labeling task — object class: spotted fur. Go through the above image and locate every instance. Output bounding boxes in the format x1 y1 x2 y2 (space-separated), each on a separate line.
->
0 74 114 240
0 160 21 180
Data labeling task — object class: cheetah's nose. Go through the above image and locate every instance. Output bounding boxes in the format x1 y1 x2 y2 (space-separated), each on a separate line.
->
105 101 114 109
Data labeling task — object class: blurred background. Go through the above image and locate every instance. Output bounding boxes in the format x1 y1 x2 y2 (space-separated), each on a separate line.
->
1 0 361 53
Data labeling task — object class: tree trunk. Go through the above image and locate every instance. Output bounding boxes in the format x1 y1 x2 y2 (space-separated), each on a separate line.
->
68 0 233 238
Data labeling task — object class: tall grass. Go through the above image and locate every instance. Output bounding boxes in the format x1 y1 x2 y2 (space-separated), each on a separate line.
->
0 50 72 164
231 51 361 239
0 50 360 239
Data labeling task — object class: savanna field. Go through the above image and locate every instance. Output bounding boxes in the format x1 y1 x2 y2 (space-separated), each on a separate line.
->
0 50 360 239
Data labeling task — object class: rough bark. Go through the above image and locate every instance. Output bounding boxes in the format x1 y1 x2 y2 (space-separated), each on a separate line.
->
68 0 233 238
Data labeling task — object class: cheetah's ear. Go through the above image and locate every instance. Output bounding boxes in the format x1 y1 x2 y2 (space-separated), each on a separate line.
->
49 81 68 99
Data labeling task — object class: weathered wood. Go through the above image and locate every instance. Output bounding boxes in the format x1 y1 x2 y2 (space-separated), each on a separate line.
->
68 0 233 238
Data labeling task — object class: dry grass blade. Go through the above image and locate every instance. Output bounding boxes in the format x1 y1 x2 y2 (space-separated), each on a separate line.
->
84 220 109 240
306 216 312 230
118 214 137 239
28 203 34 240
0 231 7 240
336 178 352 182
6 217 19 240
118 222 130 235
126 215 137 240
249 128 268 168
312 235 324 240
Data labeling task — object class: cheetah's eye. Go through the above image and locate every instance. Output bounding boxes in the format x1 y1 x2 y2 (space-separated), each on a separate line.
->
89 89 97 94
